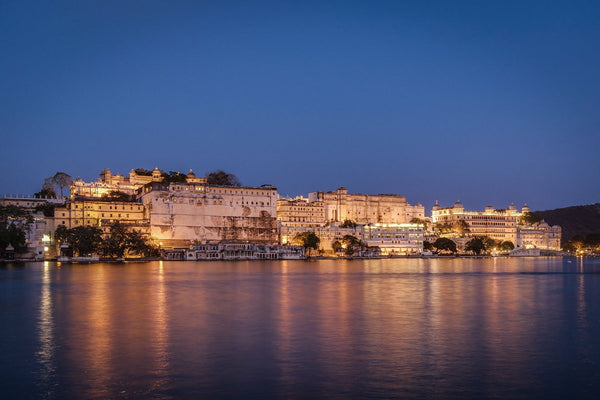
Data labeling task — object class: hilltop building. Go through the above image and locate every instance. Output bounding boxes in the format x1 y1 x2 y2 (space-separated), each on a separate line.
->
70 167 205 198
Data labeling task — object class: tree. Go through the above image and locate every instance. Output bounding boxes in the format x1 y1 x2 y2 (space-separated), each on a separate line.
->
519 212 542 225
332 240 342 253
483 237 501 252
0 206 32 257
67 226 103 256
102 190 134 202
35 203 59 217
341 234 362 256
434 223 453 234
205 170 241 186
34 188 56 198
465 238 485 255
499 241 515 251
101 222 129 258
125 230 158 257
340 219 358 228
452 220 471 237
423 241 434 251
55 225 69 244
162 171 187 183
134 168 153 176
43 172 72 198
293 231 320 257
410 217 430 230
433 238 457 254
0 223 27 257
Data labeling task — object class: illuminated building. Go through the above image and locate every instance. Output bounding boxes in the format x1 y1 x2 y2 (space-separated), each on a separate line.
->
70 167 205 198
432 201 521 242
138 181 278 248
279 225 362 253
277 196 326 227
516 221 561 250
362 223 424 255
308 186 424 225
431 201 561 250
51 199 148 233
1 194 63 260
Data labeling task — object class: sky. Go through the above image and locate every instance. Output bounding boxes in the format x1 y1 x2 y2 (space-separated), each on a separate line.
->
1 0 599 213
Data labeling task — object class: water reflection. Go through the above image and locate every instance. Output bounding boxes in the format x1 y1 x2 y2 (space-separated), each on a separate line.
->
36 261 55 397
14 258 600 399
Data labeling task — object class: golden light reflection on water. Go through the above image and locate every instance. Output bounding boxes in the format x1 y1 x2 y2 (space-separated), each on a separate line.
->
25 258 600 398
37 261 54 385
151 261 170 392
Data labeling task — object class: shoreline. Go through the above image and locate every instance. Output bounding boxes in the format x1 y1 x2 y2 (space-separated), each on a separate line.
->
0 254 581 264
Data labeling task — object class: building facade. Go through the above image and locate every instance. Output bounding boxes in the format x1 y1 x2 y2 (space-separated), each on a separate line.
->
138 181 279 248
277 196 326 227
431 201 522 243
362 223 424 255
71 167 205 198
431 201 561 250
51 199 148 234
517 221 561 250
308 187 424 225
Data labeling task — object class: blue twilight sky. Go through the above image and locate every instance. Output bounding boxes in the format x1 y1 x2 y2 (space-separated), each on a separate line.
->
1 0 599 213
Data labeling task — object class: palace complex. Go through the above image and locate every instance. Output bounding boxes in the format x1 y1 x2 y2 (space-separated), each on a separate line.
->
1 167 564 259
431 201 561 250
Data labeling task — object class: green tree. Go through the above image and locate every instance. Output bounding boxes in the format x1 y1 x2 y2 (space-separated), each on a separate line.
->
423 241 434 251
433 238 457 254
341 234 363 256
434 223 453 234
205 170 241 186
410 217 430 230
452 220 471 237
519 212 542 225
465 238 485 255
499 241 515 251
293 231 320 257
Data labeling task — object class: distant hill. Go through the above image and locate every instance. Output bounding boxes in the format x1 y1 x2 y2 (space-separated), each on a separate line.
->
535 203 600 242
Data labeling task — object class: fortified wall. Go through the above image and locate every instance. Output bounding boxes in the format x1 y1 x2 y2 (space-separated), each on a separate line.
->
138 182 278 248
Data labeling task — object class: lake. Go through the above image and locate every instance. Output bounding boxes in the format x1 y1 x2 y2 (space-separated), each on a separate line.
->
1 257 600 399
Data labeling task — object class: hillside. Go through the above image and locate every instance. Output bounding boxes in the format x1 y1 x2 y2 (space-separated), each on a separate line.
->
535 203 600 242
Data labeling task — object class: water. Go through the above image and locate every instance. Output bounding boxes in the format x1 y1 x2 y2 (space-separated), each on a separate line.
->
1 257 600 399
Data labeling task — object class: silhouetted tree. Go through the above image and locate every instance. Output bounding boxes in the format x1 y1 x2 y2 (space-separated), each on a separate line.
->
205 170 241 186
465 238 485 255
293 231 320 257
433 238 457 254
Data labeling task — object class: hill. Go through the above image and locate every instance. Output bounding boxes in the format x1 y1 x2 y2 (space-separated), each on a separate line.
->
535 203 600 242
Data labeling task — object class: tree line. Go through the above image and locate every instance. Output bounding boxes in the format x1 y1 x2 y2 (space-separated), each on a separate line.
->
424 237 515 255
55 222 159 258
